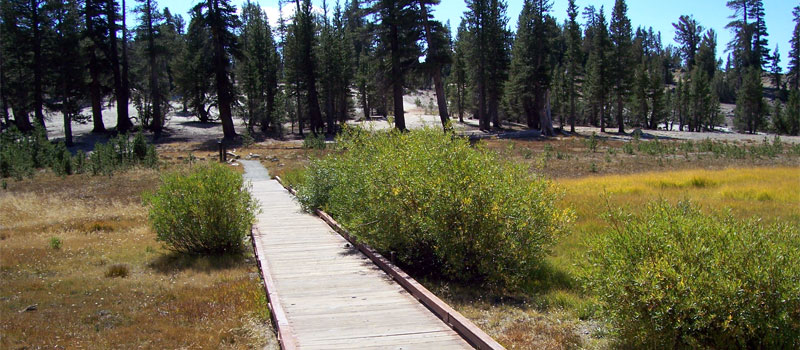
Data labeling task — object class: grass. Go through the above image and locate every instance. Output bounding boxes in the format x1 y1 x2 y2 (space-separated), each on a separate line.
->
432 166 799 349
0 167 277 349
238 132 799 349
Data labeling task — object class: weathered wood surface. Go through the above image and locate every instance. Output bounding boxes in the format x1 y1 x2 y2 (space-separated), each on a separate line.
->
242 160 473 350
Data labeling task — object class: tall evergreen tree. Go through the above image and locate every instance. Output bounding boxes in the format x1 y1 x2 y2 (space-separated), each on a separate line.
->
176 8 214 123
749 0 768 69
609 0 632 133
85 0 109 133
1 0 38 131
368 0 422 131
448 22 469 123
734 67 764 133
506 0 555 135
564 0 581 133
48 0 85 145
237 1 278 134
194 0 240 140
136 0 165 137
584 6 610 132
672 15 703 70
108 0 133 132
418 0 450 130
788 5 800 90
464 0 509 130
291 0 324 134
319 0 354 135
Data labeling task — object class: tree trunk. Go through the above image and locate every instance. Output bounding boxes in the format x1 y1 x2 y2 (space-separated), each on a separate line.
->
539 90 554 136
489 94 500 129
389 20 406 131
296 87 304 137
116 0 133 132
146 0 162 138
62 110 73 146
89 52 105 133
569 89 576 133
419 3 449 130
32 0 45 129
616 93 625 133
0 52 9 127
13 107 33 131
87 2 105 133
211 0 236 140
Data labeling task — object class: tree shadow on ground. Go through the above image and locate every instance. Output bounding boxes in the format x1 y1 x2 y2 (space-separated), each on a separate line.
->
420 260 579 311
148 251 251 274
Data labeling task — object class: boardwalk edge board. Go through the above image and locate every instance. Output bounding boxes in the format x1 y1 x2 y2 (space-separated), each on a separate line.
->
250 226 299 350
274 175 506 350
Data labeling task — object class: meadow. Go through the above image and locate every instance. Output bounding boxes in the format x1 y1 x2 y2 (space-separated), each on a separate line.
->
0 165 277 349
273 133 800 349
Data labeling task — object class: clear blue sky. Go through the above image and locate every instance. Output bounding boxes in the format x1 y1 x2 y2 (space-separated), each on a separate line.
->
154 0 797 70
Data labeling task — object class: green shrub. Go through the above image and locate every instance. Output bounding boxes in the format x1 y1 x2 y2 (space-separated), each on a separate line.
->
49 236 62 250
302 133 326 150
582 201 800 349
0 127 156 179
145 162 260 255
297 127 572 288
586 132 598 152
90 132 157 175
622 142 635 155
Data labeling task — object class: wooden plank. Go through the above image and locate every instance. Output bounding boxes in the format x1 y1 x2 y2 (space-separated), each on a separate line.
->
243 161 479 350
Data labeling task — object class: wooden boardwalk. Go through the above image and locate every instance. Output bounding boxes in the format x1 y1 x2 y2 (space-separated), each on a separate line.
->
242 160 473 350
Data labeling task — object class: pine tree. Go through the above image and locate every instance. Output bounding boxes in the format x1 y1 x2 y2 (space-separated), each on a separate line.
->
750 0 768 69
769 45 782 93
734 67 764 133
418 0 451 130
108 0 134 133
695 29 717 78
448 22 469 123
672 15 703 70
788 6 800 90
565 0 581 133
176 8 214 123
584 6 610 132
85 0 109 133
136 0 166 137
506 0 555 134
609 0 632 133
319 0 354 135
194 0 241 140
367 0 422 131
237 1 278 134
1 0 38 131
464 0 510 130
48 0 85 146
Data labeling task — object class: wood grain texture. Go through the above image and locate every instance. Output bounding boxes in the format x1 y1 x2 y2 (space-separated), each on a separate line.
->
243 160 474 350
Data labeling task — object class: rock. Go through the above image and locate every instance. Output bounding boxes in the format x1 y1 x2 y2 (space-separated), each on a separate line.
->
98 309 111 317
247 153 261 159
20 304 37 312
269 156 279 162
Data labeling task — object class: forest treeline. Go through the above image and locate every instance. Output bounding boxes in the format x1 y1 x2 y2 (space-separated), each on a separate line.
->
1 0 799 144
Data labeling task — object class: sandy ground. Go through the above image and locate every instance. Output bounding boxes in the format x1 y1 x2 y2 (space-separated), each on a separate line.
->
41 92 800 151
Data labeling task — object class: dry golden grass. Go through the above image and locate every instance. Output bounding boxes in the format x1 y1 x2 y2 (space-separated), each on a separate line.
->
0 169 277 349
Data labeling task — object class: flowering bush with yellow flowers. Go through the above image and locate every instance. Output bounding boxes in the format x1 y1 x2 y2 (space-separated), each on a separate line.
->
581 200 800 349
297 126 572 288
